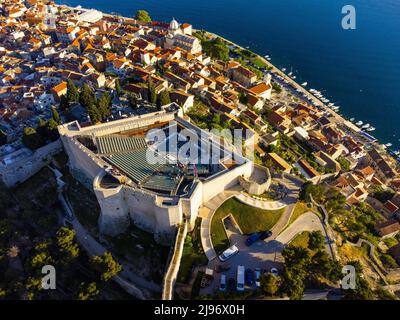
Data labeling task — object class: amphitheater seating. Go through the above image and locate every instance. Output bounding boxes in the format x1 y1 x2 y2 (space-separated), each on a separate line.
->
105 149 163 184
95 135 147 155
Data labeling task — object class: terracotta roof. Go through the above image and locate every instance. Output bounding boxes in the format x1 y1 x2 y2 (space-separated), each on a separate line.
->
249 82 271 95
51 81 67 94
375 220 400 236
384 200 399 214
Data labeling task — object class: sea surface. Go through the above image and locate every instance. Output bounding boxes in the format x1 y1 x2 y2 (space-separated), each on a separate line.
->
57 0 400 149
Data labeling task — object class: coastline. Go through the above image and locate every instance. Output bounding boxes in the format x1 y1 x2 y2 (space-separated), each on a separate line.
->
206 31 395 158
59 3 392 160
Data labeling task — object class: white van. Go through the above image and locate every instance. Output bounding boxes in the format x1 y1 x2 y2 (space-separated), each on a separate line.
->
237 265 245 291
218 244 239 262
219 274 226 292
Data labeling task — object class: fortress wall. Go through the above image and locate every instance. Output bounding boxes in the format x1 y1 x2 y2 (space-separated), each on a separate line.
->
59 112 176 139
0 140 62 187
154 202 182 244
124 186 159 233
180 181 203 231
61 135 105 187
202 160 253 202
122 186 183 244
95 185 130 236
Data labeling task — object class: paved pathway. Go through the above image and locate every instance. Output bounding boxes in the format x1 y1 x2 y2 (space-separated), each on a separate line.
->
200 190 240 261
235 193 286 210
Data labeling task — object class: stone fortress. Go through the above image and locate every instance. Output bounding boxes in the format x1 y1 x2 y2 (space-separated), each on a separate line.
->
58 103 267 244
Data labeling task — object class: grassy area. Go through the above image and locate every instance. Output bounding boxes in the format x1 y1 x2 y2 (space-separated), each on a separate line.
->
177 219 208 284
287 201 318 227
289 231 310 249
210 198 284 254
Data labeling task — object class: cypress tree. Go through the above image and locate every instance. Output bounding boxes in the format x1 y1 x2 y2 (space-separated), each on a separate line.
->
80 83 96 109
87 104 101 124
115 79 122 96
158 90 171 109
51 106 61 124
148 77 157 105
67 79 79 103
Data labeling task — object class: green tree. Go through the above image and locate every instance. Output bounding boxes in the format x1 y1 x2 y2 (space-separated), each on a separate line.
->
87 104 102 124
59 95 69 111
280 268 306 300
78 282 99 300
280 246 311 299
22 127 44 150
46 119 60 141
80 83 96 109
56 227 79 260
308 250 342 282
308 231 325 250
158 90 171 108
115 78 122 96
91 252 122 281
202 37 229 61
337 156 351 172
135 10 152 23
51 106 61 124
148 77 157 105
260 272 279 296
239 93 248 105
97 91 112 120
67 79 79 103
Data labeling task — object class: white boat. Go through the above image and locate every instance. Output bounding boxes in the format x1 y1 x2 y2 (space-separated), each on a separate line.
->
350 118 355 122
288 72 293 76
386 143 393 147
302 82 308 86
310 89 316 92
328 103 334 107
292 76 296 79
367 126 375 132
356 121 363 126
362 123 370 129
267 57 271 61
264 55 269 58
282 68 286 72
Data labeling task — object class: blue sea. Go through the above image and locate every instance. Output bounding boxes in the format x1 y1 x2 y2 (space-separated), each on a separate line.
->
57 0 400 149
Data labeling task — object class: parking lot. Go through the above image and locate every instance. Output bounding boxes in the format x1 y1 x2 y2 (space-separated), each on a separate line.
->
200 216 284 296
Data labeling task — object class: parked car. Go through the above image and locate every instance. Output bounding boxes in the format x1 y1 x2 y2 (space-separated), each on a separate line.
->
215 263 231 273
245 268 254 286
245 232 262 246
260 230 273 240
228 277 236 291
219 244 239 262
271 267 279 277
254 268 261 288
219 274 227 292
